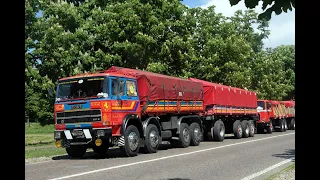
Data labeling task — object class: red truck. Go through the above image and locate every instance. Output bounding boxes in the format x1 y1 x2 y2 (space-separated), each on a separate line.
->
256 100 295 133
52 66 259 158
54 66 204 158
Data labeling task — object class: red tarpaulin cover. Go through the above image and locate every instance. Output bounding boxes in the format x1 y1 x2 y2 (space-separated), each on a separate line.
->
281 100 295 107
188 78 257 108
106 66 203 101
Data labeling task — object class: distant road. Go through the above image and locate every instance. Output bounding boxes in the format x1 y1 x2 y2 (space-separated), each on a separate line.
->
25 131 295 180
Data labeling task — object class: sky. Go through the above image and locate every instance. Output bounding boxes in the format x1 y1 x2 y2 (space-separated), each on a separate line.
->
181 0 295 49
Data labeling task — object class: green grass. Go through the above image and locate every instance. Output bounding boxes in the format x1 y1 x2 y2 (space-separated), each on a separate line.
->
25 122 55 134
25 147 67 159
25 134 54 146
25 122 63 159
264 164 295 180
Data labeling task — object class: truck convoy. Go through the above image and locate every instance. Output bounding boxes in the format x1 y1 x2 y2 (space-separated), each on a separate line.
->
53 66 295 158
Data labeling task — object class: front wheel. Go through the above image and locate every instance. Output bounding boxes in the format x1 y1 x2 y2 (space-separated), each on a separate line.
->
66 145 87 158
92 144 109 158
120 125 140 157
266 123 273 134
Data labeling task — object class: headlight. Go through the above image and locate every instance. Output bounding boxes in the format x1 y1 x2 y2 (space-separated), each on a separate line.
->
54 131 61 139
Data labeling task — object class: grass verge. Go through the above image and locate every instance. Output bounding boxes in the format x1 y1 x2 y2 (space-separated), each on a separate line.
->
25 146 66 159
264 163 295 180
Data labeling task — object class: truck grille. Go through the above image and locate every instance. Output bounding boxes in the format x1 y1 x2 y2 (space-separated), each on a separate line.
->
56 110 102 124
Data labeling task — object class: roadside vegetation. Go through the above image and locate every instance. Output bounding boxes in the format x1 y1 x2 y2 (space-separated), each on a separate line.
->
265 164 295 180
25 123 66 159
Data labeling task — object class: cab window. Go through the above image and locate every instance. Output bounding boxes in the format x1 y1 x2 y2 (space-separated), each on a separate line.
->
126 80 137 96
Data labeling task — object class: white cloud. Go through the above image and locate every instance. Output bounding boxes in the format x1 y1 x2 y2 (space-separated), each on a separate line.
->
199 0 295 48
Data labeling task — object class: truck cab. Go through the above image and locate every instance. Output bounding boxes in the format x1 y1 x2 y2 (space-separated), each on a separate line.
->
53 72 141 158
256 100 273 133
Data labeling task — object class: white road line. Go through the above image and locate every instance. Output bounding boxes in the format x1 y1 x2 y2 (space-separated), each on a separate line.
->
48 132 294 180
241 158 294 180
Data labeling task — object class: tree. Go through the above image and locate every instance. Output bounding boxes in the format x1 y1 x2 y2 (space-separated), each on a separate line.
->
229 0 295 20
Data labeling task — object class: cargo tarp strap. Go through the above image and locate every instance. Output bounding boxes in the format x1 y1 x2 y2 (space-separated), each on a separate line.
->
162 84 165 111
141 75 153 113
192 88 194 108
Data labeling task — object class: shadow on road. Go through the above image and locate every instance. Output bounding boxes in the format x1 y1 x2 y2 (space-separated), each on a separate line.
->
272 149 295 162
51 143 178 160
160 178 191 180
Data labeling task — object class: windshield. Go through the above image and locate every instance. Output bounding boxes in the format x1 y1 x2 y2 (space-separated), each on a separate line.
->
257 101 265 109
56 76 107 101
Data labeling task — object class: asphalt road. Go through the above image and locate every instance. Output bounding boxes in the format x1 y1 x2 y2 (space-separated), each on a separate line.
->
25 131 295 180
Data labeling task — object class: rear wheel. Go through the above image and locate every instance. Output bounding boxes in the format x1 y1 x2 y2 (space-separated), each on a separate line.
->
190 122 201 146
176 123 191 148
213 120 225 142
66 145 87 158
241 120 250 138
143 124 160 153
284 120 288 131
120 125 140 157
290 119 295 130
249 120 255 137
233 120 242 139
280 119 285 132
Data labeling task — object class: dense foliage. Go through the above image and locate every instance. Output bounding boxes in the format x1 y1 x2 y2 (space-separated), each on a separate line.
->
25 0 295 124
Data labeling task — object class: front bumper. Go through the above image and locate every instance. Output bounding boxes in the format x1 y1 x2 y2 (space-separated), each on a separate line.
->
54 127 112 148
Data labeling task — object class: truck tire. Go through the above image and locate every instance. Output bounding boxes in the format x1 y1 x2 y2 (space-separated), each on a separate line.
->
284 120 288 131
121 125 140 157
176 123 191 148
66 145 87 158
290 119 295 130
241 120 250 138
92 144 109 158
280 119 285 132
190 122 201 146
233 120 243 139
266 123 273 134
213 120 225 142
249 120 255 137
142 124 160 153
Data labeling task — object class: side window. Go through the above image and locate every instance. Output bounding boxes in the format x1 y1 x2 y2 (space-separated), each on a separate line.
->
119 79 125 96
266 102 271 110
111 79 118 96
126 80 137 96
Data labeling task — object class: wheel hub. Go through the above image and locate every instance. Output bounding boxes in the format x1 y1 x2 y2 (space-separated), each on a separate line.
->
183 128 190 142
194 128 201 142
149 131 159 148
128 132 139 151
238 125 242 135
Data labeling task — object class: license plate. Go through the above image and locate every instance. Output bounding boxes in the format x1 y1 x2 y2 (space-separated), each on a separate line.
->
72 130 84 136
